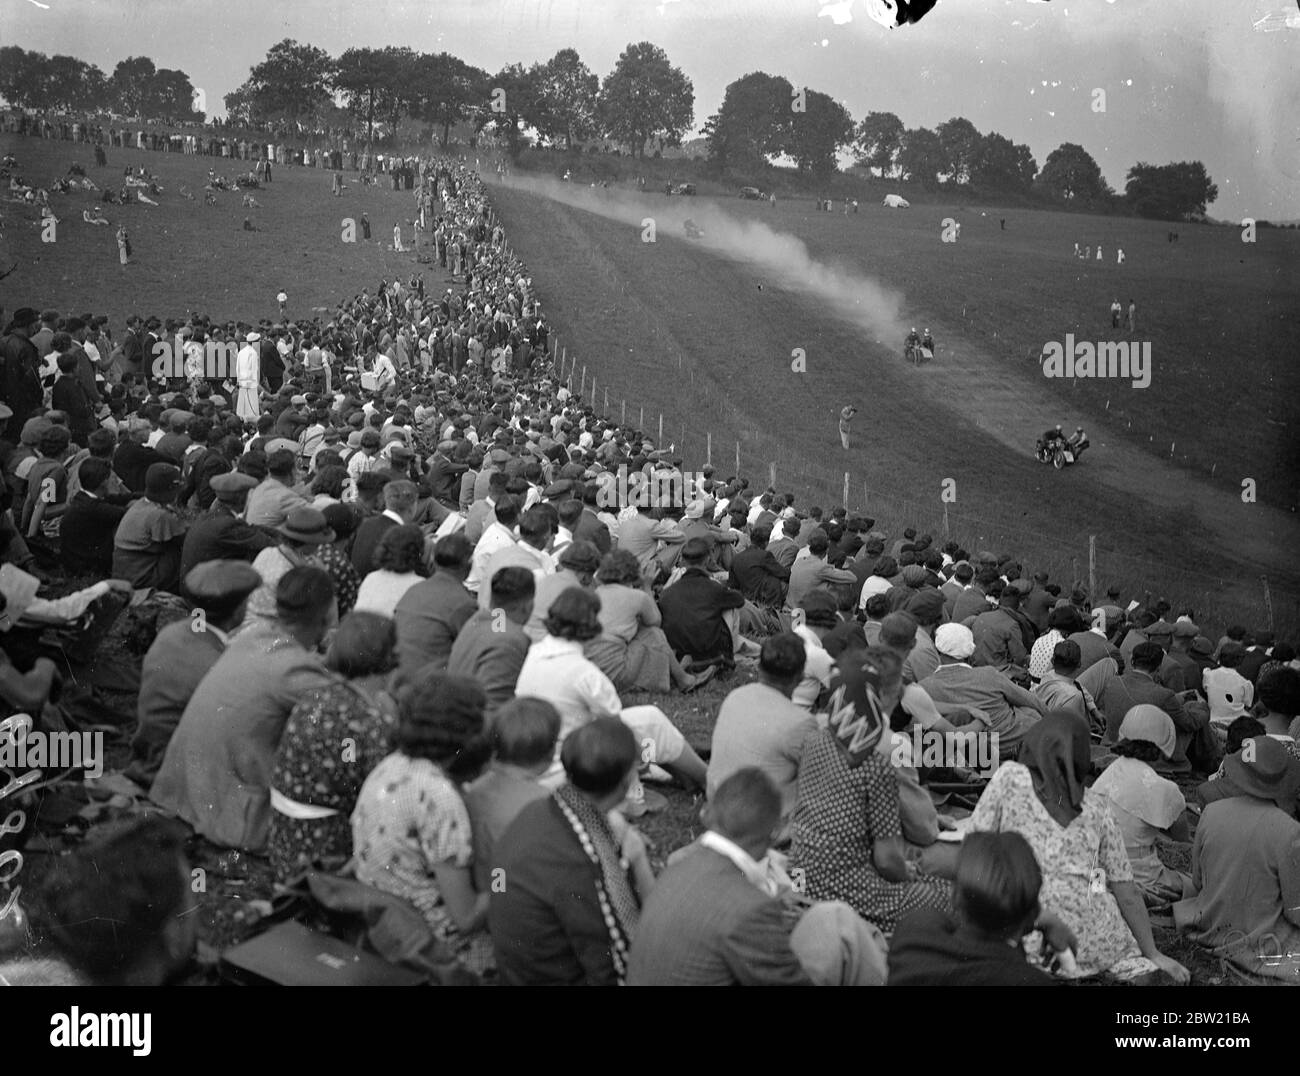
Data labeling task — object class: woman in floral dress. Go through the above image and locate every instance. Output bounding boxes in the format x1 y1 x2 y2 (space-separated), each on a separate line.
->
351 670 494 977
268 612 399 882
969 713 1190 982
789 648 952 933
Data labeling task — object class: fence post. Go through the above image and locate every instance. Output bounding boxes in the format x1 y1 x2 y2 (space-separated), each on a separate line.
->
843 472 849 510
580 367 586 397
658 413 663 444
592 374 596 403
1262 575 1275 632
769 462 776 490
706 432 712 467
639 406 644 428
1088 535 1097 602
604 388 609 411
735 441 740 477
621 400 626 424
1072 556 1080 587
943 502 950 539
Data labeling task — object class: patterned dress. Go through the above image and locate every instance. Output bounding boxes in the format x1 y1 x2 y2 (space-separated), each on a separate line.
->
352 753 494 974
268 681 396 882
789 727 952 932
315 543 361 617
969 762 1158 980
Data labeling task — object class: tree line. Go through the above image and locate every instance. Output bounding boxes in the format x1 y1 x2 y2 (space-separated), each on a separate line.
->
0 39 1219 220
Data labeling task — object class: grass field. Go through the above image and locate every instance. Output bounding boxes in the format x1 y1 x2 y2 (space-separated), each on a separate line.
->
483 172 1300 636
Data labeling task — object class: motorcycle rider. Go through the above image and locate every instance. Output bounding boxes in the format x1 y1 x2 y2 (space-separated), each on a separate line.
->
1068 426 1089 457
1037 424 1065 462
905 327 921 356
922 328 934 352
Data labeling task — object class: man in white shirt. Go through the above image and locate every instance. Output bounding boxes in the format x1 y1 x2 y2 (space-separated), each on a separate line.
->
235 333 261 422
467 495 521 595
477 505 555 610
373 350 398 393
790 593 838 710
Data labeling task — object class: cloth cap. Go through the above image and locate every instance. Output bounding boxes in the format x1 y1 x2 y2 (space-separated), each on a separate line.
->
264 438 299 456
1118 704 1177 759
934 623 976 660
290 394 308 405
903 588 945 623
799 590 840 627
1189 635 1214 657
901 565 927 586
210 472 259 499
20 417 51 446
1172 621 1198 638
1146 621 1173 638
184 560 262 603
684 499 707 520
558 540 601 573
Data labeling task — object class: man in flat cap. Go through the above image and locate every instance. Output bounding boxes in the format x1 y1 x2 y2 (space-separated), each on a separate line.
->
127 560 262 787
180 471 277 580
0 308 44 430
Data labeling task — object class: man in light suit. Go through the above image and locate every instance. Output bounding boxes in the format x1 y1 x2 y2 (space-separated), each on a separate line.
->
235 332 262 422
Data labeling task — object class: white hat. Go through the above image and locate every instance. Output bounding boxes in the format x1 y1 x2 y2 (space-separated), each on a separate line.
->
246 331 261 342
935 623 976 660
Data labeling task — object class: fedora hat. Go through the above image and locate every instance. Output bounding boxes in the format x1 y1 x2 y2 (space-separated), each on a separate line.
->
277 507 335 545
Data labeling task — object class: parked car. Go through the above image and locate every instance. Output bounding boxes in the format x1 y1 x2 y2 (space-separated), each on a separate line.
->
666 182 696 196
738 186 764 200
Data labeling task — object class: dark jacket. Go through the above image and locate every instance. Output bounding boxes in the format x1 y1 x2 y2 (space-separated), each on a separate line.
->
659 566 746 663
60 491 129 575
0 330 43 430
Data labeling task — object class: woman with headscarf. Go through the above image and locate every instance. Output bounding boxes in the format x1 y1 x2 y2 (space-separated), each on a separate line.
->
268 611 399 882
969 713 1189 982
584 549 714 694
1173 736 1300 982
788 647 953 933
1092 705 1192 909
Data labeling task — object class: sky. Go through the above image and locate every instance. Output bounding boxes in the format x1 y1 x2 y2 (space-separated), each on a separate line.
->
4 0 1297 219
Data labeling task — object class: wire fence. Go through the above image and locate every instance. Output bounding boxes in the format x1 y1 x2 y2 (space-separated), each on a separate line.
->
551 344 1300 638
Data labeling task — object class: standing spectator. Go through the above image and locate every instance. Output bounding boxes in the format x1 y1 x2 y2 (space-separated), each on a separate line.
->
1127 298 1137 333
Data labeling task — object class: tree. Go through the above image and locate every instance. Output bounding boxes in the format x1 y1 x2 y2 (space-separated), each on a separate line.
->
110 56 157 116
410 52 488 151
0 47 47 109
854 110 904 177
336 47 418 145
896 127 944 190
597 42 693 159
533 48 599 151
787 89 854 179
148 68 202 120
1037 142 1109 203
1125 161 1218 220
704 71 793 170
478 62 541 158
240 39 335 126
936 116 982 185
970 131 1037 192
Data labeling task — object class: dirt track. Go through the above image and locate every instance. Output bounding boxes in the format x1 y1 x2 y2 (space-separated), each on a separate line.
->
488 177 1300 628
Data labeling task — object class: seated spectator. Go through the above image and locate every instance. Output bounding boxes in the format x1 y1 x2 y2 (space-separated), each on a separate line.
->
515 587 708 812
240 506 337 631
349 478 416 575
790 591 837 709
1099 641 1218 775
728 522 789 610
488 718 642 985
21 423 74 540
353 523 426 616
787 531 856 609
244 448 308 529
1092 706 1193 909
112 419 167 493
393 531 476 672
59 457 130 576
475 504 555 610
788 647 953 932
127 560 261 786
585 549 712 693
969 713 1189 982
111 462 188 592
708 633 817 825
269 611 399 882
0 817 196 986
179 471 275 581
888 832 1066 986
1031 639 1103 734
463 696 562 892
352 670 494 978
1028 606 1083 682
150 567 338 852
970 588 1030 679
1203 641 1254 727
1255 666 1300 764
446 566 534 718
919 623 1044 758
315 503 362 617
523 540 599 643
631 768 889 986
658 536 748 669
1174 736 1300 982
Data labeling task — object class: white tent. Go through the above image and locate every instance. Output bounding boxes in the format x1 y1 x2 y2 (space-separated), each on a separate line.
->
882 194 910 208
